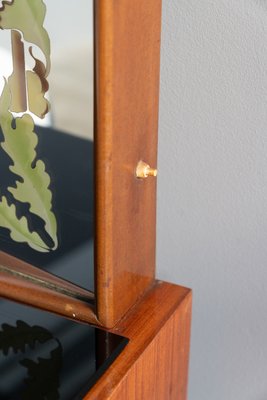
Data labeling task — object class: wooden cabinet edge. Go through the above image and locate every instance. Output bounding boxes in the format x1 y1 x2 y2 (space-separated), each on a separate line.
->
85 281 192 399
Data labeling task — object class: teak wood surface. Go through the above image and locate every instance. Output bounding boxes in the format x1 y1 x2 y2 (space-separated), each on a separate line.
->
85 282 192 400
0 3 192 397
0 0 163 330
94 0 162 327
0 252 99 325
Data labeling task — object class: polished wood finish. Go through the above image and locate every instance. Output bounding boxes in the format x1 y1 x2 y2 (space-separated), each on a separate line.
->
85 282 192 399
0 252 99 326
0 0 163 330
0 5 192 397
0 251 94 300
95 0 162 327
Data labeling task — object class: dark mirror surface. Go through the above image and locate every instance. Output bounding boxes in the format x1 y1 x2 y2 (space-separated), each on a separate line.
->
0 298 128 400
0 1 94 292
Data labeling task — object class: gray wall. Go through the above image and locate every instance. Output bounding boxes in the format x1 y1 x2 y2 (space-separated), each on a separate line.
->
157 1 267 399
1 1 265 397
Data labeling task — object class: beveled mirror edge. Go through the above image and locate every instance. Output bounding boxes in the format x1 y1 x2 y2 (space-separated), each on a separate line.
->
0 251 99 326
0 273 99 325
0 251 94 303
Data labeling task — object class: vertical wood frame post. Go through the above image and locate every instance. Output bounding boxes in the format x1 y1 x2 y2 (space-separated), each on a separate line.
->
95 0 162 327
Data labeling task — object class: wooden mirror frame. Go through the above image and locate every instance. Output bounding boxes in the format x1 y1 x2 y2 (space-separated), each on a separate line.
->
94 0 162 327
0 2 192 397
0 0 162 329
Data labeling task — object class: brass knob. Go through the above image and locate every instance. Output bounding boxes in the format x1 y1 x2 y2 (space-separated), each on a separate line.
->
136 161 158 179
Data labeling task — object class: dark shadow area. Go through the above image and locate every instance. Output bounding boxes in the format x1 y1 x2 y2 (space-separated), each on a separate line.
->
0 126 94 291
0 299 128 400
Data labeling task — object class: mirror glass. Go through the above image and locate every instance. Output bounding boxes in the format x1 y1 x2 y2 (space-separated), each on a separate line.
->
0 298 128 399
0 0 94 292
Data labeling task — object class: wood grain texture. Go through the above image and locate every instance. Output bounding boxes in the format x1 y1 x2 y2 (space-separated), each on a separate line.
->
85 281 192 399
95 0 162 327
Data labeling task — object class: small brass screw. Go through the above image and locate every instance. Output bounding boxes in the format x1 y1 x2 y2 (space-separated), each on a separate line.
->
136 161 158 179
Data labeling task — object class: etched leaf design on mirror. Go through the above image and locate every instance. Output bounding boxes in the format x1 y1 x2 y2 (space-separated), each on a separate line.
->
0 0 58 251
0 3 50 117
0 0 51 75
7 30 27 113
26 70 49 119
27 46 50 119
0 83 58 250
0 196 48 252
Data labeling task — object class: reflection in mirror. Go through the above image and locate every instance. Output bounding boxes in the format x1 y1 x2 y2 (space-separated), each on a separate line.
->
0 298 128 399
0 0 94 291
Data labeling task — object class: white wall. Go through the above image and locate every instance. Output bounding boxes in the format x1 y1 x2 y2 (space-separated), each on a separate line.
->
157 1 267 399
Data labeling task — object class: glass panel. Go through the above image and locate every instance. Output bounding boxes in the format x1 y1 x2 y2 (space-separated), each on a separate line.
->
0 1 94 291
0 298 128 399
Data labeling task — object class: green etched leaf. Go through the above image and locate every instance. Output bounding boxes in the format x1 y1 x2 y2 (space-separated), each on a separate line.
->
0 82 58 249
26 70 49 119
0 0 51 76
27 45 50 119
0 196 48 252
7 32 50 118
